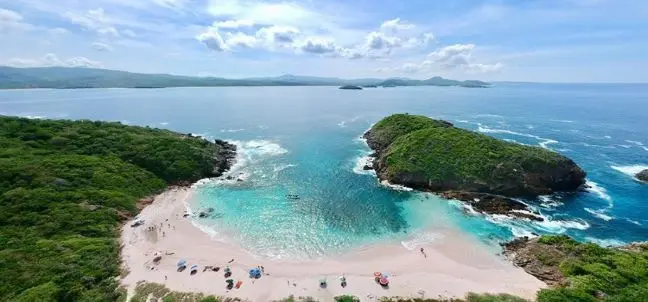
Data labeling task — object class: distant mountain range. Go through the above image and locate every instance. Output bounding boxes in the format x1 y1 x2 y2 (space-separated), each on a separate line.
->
0 66 490 89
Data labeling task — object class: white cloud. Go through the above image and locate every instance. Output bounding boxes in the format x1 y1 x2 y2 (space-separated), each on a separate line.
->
380 18 414 33
214 19 255 29
63 8 120 36
6 53 102 68
207 0 321 28
256 25 300 44
300 38 337 54
196 27 229 51
225 32 257 48
400 62 421 73
386 43 503 74
427 43 476 68
92 42 114 52
0 8 33 32
365 31 401 50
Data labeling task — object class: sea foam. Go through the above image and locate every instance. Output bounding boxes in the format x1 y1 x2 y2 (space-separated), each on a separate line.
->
585 180 612 202
611 164 648 179
584 208 614 221
477 125 558 150
400 232 445 250
585 237 626 247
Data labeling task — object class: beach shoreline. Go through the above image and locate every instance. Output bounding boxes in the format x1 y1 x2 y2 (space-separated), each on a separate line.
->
119 186 545 301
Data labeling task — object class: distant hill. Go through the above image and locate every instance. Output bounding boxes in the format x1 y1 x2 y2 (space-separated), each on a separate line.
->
0 66 490 89
378 76 490 88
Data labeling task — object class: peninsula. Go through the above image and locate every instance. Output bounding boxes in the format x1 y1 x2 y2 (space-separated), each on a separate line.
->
0 116 235 301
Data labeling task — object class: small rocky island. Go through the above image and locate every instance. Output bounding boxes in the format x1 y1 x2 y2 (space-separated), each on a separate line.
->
339 85 363 90
636 169 648 182
364 114 586 219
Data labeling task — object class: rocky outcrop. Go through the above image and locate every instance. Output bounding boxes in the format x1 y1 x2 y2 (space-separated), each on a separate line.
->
212 139 237 177
636 169 648 182
439 191 543 221
501 237 568 286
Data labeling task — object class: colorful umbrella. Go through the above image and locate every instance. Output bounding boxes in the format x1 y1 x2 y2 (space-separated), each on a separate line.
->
177 259 187 267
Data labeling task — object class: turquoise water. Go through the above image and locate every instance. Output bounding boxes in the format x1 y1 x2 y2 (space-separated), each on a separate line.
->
1 84 647 258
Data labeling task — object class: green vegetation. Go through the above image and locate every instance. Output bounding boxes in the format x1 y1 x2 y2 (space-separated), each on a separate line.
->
0 116 230 301
367 114 583 196
0 66 489 89
534 235 648 302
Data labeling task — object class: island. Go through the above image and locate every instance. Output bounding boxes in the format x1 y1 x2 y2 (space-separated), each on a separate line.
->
339 85 363 90
363 114 586 219
636 169 648 182
377 77 490 88
0 116 235 301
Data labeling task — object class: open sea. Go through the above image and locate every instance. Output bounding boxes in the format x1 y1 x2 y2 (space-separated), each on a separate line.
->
2 83 647 259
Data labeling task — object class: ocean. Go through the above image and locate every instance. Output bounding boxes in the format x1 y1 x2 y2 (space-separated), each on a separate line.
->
2 83 647 259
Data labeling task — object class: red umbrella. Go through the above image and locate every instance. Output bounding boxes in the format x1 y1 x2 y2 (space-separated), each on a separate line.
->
379 277 389 286
373 272 382 277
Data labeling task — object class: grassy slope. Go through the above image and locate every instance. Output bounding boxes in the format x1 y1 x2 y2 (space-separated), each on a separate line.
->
369 114 577 195
535 235 648 302
385 125 566 183
0 116 226 301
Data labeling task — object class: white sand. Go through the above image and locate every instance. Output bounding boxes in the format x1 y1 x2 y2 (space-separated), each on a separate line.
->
120 187 544 301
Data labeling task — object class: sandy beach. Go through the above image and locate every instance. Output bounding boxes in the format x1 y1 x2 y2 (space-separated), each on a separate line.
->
120 187 545 301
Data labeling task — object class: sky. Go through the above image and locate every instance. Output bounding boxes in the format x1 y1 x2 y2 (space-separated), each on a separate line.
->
1 0 647 82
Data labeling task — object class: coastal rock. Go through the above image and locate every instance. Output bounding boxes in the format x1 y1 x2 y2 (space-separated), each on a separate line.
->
636 169 648 182
501 237 568 286
364 114 586 198
362 165 372 171
440 191 543 221
212 139 237 177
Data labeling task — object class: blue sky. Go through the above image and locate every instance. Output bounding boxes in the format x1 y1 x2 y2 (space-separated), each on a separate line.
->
1 0 647 82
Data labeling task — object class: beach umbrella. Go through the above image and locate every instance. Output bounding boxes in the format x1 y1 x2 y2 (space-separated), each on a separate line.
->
224 266 231 273
379 277 389 286
177 259 187 267
339 276 346 282
373 272 382 278
190 264 198 271
226 279 234 283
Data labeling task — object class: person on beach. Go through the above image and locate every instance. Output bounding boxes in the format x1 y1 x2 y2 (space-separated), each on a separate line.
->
420 247 427 258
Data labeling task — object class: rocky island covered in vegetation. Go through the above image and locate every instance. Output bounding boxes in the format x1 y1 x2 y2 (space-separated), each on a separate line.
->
363 114 586 219
0 116 235 301
636 169 648 182
339 85 363 90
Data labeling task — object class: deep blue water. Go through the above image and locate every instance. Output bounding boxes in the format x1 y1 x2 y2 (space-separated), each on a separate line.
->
1 84 647 259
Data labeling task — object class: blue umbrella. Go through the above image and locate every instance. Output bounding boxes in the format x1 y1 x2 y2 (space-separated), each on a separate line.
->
190 264 199 271
177 259 187 267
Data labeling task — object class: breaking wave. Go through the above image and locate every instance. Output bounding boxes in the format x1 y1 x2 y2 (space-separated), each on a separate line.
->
400 231 445 250
585 180 612 202
584 208 614 221
477 125 558 150
585 237 626 247
611 164 648 179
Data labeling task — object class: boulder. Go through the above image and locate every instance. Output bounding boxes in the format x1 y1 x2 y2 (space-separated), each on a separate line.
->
636 169 648 182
